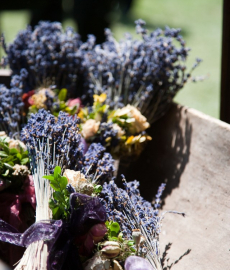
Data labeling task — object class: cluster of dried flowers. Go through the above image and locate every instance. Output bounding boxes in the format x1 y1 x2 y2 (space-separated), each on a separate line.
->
0 19 201 158
0 19 196 270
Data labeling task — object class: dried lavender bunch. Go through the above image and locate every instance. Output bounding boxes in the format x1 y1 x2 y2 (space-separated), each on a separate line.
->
21 109 114 181
83 19 202 123
21 109 114 219
100 177 184 269
2 21 83 95
0 71 26 138
21 109 82 174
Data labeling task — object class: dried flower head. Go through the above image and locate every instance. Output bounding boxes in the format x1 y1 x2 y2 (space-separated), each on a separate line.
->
2 21 84 97
100 177 184 269
83 20 202 123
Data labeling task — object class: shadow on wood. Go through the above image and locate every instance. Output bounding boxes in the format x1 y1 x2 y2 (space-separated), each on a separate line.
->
118 103 192 204
120 103 230 270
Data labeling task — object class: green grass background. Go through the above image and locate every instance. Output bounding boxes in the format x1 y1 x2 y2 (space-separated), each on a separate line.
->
0 0 222 118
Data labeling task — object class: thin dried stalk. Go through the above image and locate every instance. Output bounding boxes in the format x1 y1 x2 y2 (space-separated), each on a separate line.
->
14 148 53 270
15 241 49 270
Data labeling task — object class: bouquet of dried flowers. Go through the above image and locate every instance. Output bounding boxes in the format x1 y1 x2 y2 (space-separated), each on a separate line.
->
1 19 201 160
0 110 184 270
0 19 197 269
82 19 202 124
78 93 152 158
1 21 83 95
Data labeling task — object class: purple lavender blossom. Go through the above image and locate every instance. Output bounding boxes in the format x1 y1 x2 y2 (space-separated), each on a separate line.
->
82 143 115 184
100 178 165 269
0 71 26 138
2 22 83 97
100 178 162 239
21 110 114 183
83 20 201 123
21 109 83 174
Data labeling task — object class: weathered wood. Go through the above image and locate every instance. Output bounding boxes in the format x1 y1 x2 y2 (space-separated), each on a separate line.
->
0 70 11 87
220 0 230 123
121 103 230 270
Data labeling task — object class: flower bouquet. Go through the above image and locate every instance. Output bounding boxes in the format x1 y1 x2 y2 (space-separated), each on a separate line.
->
0 18 201 269
0 109 184 270
1 20 201 161
79 93 151 158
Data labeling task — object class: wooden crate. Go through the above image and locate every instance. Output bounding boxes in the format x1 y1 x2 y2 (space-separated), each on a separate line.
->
0 67 229 269
121 103 230 270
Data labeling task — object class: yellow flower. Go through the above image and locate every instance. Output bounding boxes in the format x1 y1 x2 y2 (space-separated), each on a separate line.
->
78 109 85 119
125 136 134 145
93 93 107 104
31 88 55 109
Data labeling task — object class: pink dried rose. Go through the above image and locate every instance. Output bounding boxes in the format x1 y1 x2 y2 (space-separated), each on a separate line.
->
67 98 81 109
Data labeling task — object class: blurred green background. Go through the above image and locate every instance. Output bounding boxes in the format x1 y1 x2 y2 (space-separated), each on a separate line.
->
0 0 222 118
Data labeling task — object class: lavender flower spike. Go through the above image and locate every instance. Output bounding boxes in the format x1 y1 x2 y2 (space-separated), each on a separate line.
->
100 177 185 270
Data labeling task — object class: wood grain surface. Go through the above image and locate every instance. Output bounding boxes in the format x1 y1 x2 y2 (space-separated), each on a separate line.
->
120 103 230 270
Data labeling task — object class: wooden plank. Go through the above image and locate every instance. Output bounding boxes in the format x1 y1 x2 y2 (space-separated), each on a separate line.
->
121 103 230 269
0 69 11 87
220 0 230 123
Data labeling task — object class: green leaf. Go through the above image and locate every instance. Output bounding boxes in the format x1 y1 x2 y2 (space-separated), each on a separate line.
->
52 206 62 219
58 88 67 101
54 166 61 179
59 176 68 190
16 153 22 160
2 169 10 176
110 231 118 238
9 148 19 155
50 183 60 192
0 142 9 154
59 102 66 110
130 247 136 252
22 150 29 156
0 151 8 157
109 236 118 241
53 191 65 203
105 221 110 227
127 241 135 246
4 163 14 170
43 175 55 181
94 185 102 194
69 106 78 115
49 199 56 208
21 158 29 165
110 222 120 234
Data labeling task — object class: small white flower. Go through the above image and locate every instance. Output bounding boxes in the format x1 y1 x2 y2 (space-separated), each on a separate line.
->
63 169 87 187
63 169 94 195
82 119 100 140
8 139 27 151
115 105 150 133
12 164 30 176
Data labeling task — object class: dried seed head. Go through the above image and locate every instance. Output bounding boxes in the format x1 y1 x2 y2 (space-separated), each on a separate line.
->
101 241 121 258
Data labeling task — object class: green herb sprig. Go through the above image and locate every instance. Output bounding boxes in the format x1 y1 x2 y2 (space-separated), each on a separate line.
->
43 166 70 220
